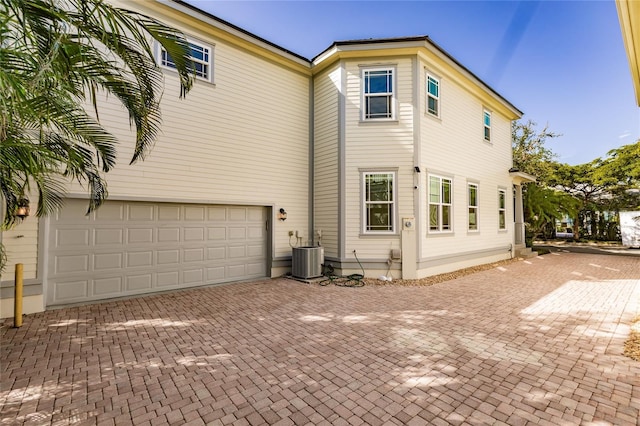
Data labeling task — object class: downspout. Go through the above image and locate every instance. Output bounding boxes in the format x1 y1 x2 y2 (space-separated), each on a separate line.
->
308 72 315 245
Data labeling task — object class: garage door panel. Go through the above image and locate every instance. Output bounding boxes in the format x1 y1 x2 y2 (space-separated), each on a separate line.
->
207 227 226 240
126 274 152 291
184 248 205 262
157 271 179 288
126 251 154 268
247 244 265 257
207 247 225 260
94 276 122 296
227 264 246 278
95 203 124 220
184 227 205 241
128 228 154 244
248 226 264 239
229 227 246 239
55 280 89 301
56 254 89 274
208 207 226 221
158 205 180 221
95 229 124 245
158 228 180 242
183 268 204 284
47 201 268 306
228 246 246 258
94 253 123 270
229 208 247 221
57 204 91 221
247 262 266 275
158 249 180 265
128 204 155 221
185 206 206 221
56 229 90 248
247 207 265 221
207 267 225 280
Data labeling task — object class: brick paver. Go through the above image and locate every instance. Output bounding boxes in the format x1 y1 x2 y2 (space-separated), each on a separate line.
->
1 250 639 425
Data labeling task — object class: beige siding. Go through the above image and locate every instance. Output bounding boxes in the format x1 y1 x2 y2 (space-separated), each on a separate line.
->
1 197 39 282
62 16 310 263
313 65 340 257
419 59 514 261
343 58 415 260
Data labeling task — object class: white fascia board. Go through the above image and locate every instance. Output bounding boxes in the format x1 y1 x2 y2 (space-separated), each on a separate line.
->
158 0 310 68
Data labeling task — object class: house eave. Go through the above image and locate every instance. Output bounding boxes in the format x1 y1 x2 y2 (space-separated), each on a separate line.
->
154 0 312 75
509 169 536 185
616 0 640 106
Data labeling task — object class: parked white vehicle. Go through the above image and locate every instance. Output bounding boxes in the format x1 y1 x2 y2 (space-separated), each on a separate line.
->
620 211 640 248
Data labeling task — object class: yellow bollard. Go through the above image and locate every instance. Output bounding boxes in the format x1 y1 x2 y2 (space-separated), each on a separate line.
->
14 263 23 328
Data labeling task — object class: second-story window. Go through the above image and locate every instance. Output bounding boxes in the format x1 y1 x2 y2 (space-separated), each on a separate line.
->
483 109 491 141
159 38 213 83
427 74 439 116
362 67 395 120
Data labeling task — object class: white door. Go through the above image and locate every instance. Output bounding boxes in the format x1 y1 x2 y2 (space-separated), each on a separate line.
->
46 199 268 306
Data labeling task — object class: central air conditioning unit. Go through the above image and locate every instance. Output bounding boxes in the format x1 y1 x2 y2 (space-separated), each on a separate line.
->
292 246 324 279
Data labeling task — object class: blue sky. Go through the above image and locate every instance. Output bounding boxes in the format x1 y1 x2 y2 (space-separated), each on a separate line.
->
184 0 640 165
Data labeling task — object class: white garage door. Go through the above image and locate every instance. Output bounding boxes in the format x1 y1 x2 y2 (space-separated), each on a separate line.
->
47 199 268 306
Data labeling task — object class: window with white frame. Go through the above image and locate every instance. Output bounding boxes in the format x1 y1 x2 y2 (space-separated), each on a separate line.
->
363 172 395 233
483 109 491 141
159 38 213 82
362 67 394 120
429 175 452 232
498 189 507 230
427 74 439 116
468 183 478 231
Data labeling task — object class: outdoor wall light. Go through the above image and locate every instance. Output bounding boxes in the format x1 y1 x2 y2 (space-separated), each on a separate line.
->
278 208 287 221
16 198 30 219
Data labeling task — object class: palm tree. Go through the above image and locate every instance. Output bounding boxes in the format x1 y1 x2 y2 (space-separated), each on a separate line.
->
0 0 194 232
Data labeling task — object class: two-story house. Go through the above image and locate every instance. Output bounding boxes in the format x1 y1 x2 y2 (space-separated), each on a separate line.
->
0 0 532 317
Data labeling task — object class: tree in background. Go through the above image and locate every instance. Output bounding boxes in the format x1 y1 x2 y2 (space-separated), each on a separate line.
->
550 141 640 240
0 0 195 271
511 120 578 240
512 119 558 184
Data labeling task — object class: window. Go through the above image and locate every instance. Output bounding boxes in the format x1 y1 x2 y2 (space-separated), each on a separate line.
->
468 183 478 231
483 109 491 141
159 39 213 82
427 74 439 116
498 189 506 230
429 175 452 232
363 172 395 233
362 68 394 120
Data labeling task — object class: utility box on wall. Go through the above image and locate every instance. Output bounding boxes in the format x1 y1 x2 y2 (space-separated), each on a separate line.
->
292 246 324 279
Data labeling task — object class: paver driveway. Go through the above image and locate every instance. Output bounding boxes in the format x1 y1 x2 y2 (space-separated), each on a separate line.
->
1 250 639 426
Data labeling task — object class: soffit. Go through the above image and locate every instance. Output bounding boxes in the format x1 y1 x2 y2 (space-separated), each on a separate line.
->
616 0 640 105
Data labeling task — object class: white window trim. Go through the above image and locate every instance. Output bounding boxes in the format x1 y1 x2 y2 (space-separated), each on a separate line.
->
361 66 397 121
361 170 397 234
157 37 214 83
483 109 492 142
468 182 479 232
498 188 507 231
428 174 453 233
426 72 440 117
